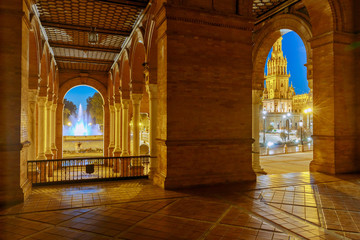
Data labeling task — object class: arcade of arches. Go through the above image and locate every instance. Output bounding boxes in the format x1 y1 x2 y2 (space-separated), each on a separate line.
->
1 0 359 207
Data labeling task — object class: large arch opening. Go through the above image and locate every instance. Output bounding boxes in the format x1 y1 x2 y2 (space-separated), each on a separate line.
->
62 85 104 158
259 30 313 175
252 14 314 175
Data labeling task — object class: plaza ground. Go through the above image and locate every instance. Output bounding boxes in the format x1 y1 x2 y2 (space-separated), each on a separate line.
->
2 171 360 239
260 152 313 174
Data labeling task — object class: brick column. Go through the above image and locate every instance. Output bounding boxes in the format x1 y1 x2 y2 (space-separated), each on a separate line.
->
310 32 358 173
147 84 158 178
113 102 122 157
45 101 54 163
153 5 255 189
252 89 266 174
121 99 130 156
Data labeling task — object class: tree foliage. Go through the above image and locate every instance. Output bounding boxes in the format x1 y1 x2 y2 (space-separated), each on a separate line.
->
64 98 77 123
86 92 103 124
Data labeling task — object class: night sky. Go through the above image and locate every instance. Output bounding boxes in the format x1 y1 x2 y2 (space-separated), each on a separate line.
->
64 85 97 109
265 31 310 94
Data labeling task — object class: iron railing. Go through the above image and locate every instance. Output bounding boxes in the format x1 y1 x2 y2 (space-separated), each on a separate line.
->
27 156 150 185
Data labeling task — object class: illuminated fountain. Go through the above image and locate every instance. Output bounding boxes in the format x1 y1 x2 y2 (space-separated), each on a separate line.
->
63 104 103 157
63 104 102 136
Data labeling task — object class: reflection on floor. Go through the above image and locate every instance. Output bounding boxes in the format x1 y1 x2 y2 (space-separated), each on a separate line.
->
1 172 360 239
260 152 313 174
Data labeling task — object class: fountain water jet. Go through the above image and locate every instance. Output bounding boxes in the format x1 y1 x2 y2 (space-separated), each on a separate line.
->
63 104 102 136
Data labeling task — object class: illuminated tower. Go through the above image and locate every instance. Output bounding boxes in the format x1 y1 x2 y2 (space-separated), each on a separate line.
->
263 37 295 113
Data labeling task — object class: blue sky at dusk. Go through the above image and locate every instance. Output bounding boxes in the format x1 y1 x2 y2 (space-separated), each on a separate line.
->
265 31 310 94
64 85 98 109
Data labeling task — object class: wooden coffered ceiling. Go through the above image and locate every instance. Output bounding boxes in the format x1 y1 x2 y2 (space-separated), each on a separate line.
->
253 0 288 17
36 0 149 72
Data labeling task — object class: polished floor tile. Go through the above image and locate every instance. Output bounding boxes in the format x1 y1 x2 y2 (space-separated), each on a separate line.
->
1 172 360 239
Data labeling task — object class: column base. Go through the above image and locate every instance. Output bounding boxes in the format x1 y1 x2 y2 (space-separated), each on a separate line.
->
51 148 58 159
121 151 129 157
113 148 122 157
108 146 115 157
298 144 304 152
153 171 256 190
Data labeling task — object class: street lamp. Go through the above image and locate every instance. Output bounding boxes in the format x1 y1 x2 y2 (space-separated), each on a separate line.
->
299 120 304 152
262 111 267 144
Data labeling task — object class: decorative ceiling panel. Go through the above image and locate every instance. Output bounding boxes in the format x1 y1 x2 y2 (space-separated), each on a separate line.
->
36 0 148 71
53 48 117 60
36 0 144 32
253 0 288 17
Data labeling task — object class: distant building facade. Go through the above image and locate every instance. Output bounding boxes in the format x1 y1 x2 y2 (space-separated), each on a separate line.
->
261 37 312 133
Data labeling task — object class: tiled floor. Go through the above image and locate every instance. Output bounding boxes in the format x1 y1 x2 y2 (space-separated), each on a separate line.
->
1 172 360 239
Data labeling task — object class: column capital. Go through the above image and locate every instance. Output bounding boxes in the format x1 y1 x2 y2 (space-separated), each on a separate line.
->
51 103 57 110
122 99 130 109
114 102 122 110
37 96 47 105
131 93 143 105
109 104 115 111
28 89 39 102
46 101 53 108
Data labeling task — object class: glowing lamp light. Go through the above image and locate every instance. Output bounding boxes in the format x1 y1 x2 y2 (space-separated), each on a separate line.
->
67 122 72 126
267 141 274 147
263 110 267 115
88 122 92 126
307 137 312 141
282 115 286 119
287 113 291 117
263 116 265 119
299 121 303 127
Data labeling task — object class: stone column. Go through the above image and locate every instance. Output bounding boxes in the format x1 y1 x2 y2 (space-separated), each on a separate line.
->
147 84 158 178
131 93 142 156
45 101 53 160
51 103 57 158
113 102 122 157
37 97 47 160
252 90 266 174
108 104 115 156
121 99 130 156
45 101 53 177
37 97 47 182
27 89 38 161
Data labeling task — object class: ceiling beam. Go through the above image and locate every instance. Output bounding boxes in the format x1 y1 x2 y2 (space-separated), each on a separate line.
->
49 42 121 53
95 0 148 8
255 0 300 24
41 21 131 36
55 56 114 65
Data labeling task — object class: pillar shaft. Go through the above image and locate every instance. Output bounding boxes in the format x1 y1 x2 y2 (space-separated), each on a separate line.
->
147 84 158 177
121 99 130 156
45 101 53 159
131 94 142 156
28 89 38 161
252 90 265 174
113 102 122 156
37 97 47 160
51 103 57 157
109 104 115 155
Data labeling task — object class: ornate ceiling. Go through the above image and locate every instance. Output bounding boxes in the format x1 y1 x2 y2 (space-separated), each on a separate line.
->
253 0 289 17
36 0 148 72
35 0 293 72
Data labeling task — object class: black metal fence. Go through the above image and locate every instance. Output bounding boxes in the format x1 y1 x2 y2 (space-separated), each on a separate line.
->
27 156 150 185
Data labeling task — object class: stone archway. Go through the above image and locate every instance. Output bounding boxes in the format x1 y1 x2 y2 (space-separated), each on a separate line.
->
251 14 313 174
56 77 109 158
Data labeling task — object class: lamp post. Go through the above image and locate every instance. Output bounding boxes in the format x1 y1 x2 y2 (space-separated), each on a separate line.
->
262 110 267 144
299 120 304 152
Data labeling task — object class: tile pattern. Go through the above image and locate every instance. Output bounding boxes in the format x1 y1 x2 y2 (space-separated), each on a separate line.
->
1 172 360 239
